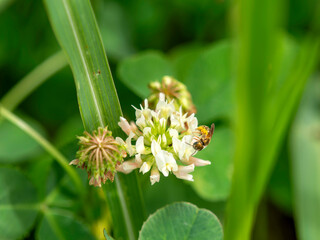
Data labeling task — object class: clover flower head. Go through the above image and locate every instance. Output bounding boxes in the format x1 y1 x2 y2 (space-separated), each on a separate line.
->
148 76 196 115
117 93 210 185
70 127 125 187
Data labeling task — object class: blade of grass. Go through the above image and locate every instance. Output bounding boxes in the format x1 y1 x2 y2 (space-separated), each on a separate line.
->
43 0 145 239
1 51 67 111
0 106 83 193
225 0 320 239
225 0 282 239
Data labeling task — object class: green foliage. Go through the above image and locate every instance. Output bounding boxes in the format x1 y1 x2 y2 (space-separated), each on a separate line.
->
0 0 319 239
184 41 233 122
44 0 121 134
224 0 320 238
139 202 223 240
0 116 45 163
169 44 204 83
0 167 39 240
37 211 95 240
291 79 320 240
117 51 174 98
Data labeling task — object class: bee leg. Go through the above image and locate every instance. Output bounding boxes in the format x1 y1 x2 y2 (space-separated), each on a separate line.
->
191 150 197 156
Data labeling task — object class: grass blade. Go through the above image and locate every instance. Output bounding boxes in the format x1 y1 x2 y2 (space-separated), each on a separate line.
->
225 0 320 239
43 0 145 239
225 0 283 239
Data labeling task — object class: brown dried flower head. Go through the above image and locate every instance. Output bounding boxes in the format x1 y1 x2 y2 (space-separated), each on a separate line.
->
70 126 126 187
148 76 196 115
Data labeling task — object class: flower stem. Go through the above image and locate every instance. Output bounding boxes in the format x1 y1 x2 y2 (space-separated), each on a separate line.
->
0 106 83 193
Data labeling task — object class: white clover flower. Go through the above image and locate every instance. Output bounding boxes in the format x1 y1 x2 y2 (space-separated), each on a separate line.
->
117 93 211 185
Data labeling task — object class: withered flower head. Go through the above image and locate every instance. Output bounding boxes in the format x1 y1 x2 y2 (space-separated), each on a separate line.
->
70 126 126 187
148 75 196 115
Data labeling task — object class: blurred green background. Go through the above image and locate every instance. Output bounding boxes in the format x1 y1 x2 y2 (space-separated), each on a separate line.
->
0 0 319 239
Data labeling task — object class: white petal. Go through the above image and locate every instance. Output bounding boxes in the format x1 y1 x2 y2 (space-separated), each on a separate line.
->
143 127 152 136
144 99 149 109
135 153 143 164
140 162 151 174
178 164 195 174
154 151 167 176
182 135 193 145
173 165 194 181
169 129 178 138
189 156 211 166
116 160 140 174
133 105 142 119
136 114 146 128
156 99 166 112
151 140 161 157
162 168 169 177
159 92 166 101
172 137 181 155
118 117 131 136
175 173 194 181
115 137 125 145
159 118 166 130
166 152 178 172
126 132 136 156
186 114 198 132
136 136 146 154
150 168 160 185
162 134 167 146
150 110 159 121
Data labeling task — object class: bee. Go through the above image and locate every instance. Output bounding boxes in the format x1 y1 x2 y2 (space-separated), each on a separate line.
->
192 123 215 151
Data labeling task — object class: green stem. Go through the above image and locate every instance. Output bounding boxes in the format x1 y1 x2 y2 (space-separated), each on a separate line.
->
1 51 67 111
0 106 83 193
114 175 135 240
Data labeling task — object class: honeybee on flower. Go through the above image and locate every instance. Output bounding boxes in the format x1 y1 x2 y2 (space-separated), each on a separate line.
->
192 124 215 152
116 93 213 185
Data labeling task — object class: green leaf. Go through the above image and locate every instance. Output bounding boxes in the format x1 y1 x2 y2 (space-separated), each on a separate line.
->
54 115 83 147
37 211 95 240
191 127 234 201
0 167 39 240
0 115 45 163
44 0 121 134
117 51 174 98
224 0 285 238
27 156 54 200
139 202 223 240
96 1 135 60
169 44 204 83
185 41 233 123
291 79 320 240
43 0 146 239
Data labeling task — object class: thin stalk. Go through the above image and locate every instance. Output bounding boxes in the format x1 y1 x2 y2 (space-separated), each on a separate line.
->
1 51 67 110
115 175 135 240
0 106 83 193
